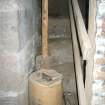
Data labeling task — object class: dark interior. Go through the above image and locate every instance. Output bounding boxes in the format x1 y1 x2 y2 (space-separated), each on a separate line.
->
49 0 89 27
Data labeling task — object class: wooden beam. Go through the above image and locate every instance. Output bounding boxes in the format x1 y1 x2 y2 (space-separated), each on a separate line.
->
71 0 91 60
85 0 96 105
42 0 48 58
69 1 87 105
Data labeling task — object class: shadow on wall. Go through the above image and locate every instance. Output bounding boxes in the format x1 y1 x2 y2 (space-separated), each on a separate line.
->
48 0 69 17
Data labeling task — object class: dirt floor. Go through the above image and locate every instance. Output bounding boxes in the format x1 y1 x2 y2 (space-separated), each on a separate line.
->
49 38 78 105
37 17 78 105
49 17 78 105
49 17 71 39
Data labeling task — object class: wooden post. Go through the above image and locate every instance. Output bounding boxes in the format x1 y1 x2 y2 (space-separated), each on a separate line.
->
85 0 96 105
71 0 91 60
42 0 48 58
69 1 86 105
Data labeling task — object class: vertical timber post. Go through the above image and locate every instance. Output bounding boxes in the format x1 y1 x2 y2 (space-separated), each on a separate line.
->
42 0 48 58
85 0 96 105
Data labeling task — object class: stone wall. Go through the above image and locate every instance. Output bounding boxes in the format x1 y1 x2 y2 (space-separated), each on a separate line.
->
92 0 105 105
0 0 40 105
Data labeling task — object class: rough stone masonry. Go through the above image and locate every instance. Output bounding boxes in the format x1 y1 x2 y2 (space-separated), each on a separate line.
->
92 0 105 105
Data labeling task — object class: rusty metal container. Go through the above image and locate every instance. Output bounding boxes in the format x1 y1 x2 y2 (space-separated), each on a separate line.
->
29 69 63 105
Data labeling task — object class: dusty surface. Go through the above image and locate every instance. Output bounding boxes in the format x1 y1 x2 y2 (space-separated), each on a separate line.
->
49 0 69 17
49 17 71 39
48 17 78 105
49 39 78 105
36 38 78 105
36 16 78 105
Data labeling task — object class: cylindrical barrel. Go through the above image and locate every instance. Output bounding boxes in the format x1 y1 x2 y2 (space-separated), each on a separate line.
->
29 70 63 105
0 0 40 105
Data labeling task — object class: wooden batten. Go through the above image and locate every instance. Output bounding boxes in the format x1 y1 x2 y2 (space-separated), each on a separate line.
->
85 0 96 105
69 1 86 105
71 0 91 60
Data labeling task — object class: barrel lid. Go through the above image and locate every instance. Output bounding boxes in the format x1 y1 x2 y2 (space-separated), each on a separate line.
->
29 69 63 86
